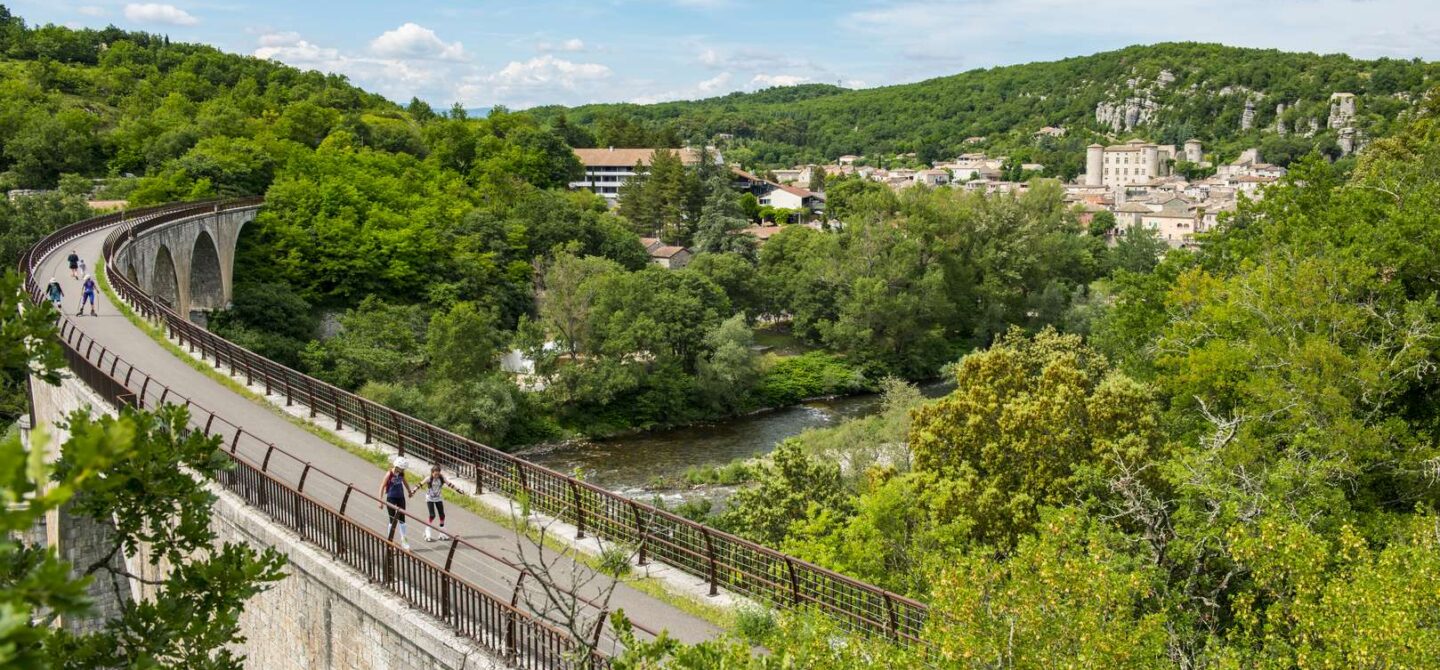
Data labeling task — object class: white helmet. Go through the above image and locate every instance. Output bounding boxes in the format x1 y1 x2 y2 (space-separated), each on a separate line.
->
392 456 408 470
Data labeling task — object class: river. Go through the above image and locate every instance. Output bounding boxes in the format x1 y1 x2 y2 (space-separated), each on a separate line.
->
518 383 950 497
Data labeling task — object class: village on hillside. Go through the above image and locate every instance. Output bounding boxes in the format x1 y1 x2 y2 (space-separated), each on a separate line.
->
566 92 1369 265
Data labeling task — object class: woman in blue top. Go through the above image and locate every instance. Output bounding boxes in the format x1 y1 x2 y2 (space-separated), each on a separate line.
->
379 456 412 550
78 275 97 316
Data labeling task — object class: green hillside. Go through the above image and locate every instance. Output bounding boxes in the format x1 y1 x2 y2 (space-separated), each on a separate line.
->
0 5 405 192
532 43 1438 175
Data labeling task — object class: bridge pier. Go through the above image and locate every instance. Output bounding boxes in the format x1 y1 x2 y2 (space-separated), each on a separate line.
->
118 207 257 321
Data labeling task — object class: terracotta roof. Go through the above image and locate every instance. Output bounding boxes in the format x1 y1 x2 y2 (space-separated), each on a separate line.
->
1117 202 1153 213
650 245 689 258
574 147 700 167
773 183 820 198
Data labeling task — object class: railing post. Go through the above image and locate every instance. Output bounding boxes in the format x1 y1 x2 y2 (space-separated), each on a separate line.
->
474 461 484 495
589 609 608 652
285 374 292 406
203 413 215 435
391 409 405 455
261 445 275 472
569 480 585 539
785 556 800 606
157 387 169 406
703 528 718 596
337 485 353 556
362 402 372 444
884 593 898 640
307 378 316 418
230 431 241 454
244 355 253 386
333 388 342 431
629 501 648 566
137 377 150 408
506 573 526 657
384 511 396 585
441 538 459 619
515 461 530 499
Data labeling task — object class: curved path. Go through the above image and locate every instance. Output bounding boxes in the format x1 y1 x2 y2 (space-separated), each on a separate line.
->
36 217 722 653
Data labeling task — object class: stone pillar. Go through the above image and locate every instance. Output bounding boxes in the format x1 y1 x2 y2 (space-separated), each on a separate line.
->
1085 144 1104 187
1184 139 1202 163
1143 144 1160 179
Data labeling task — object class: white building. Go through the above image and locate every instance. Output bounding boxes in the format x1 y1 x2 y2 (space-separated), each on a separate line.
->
1084 139 1189 188
759 183 824 212
569 147 714 204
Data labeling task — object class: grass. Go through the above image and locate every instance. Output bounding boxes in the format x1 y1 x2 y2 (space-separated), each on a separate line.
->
751 325 813 357
97 260 742 631
732 605 777 645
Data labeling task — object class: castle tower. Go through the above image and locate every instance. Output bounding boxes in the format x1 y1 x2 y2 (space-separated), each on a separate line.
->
1142 144 1160 179
1085 144 1103 186
1184 139 1202 163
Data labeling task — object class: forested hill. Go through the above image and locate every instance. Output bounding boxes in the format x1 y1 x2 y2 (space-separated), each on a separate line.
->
531 43 1439 174
0 5 411 192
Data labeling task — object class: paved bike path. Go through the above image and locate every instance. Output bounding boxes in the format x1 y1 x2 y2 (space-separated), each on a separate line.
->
39 227 723 649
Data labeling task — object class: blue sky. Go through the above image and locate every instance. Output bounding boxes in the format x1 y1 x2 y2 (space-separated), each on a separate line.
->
11 1 1440 108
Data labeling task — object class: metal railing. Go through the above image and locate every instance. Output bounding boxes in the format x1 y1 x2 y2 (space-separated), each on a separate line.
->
46 318 614 668
21 203 622 668
94 198 930 643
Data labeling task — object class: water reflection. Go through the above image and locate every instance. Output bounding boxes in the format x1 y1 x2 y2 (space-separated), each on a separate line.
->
519 383 950 494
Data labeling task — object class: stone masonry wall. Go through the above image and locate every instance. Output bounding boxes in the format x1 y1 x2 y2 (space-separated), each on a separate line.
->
29 372 507 669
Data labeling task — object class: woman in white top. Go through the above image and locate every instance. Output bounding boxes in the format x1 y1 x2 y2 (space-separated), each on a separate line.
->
416 464 449 541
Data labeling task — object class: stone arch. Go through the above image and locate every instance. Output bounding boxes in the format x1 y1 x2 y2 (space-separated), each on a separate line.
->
152 245 180 309
189 230 224 310
125 260 138 285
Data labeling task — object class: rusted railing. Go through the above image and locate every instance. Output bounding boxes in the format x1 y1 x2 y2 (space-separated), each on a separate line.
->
94 198 929 643
49 320 616 668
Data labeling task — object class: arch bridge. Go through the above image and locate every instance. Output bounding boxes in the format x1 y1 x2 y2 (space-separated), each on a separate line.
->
114 201 260 320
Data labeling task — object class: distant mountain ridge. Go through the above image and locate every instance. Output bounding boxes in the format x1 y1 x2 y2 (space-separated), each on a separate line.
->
531 43 1438 175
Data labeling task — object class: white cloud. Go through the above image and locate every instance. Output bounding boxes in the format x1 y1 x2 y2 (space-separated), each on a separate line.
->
750 73 809 88
538 38 586 53
841 0 1440 82
697 72 732 94
369 23 465 61
254 31 465 104
123 3 197 26
456 55 614 107
77 6 107 17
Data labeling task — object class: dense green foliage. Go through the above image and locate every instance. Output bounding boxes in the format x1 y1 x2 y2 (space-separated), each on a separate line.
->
636 92 1440 668
534 43 1436 173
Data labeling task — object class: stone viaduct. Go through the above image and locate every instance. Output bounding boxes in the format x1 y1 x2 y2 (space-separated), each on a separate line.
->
114 203 259 319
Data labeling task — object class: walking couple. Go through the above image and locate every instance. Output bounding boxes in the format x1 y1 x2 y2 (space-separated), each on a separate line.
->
379 456 450 551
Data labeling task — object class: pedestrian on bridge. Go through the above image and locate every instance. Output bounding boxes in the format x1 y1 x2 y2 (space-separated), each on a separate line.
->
380 456 412 551
66 250 80 279
414 464 449 542
78 258 87 276
45 278 64 312
77 275 97 317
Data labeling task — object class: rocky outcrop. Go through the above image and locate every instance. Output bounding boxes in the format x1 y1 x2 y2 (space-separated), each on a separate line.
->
1274 103 1287 136
1328 93 1356 129
1240 99 1256 131
1096 96 1159 132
